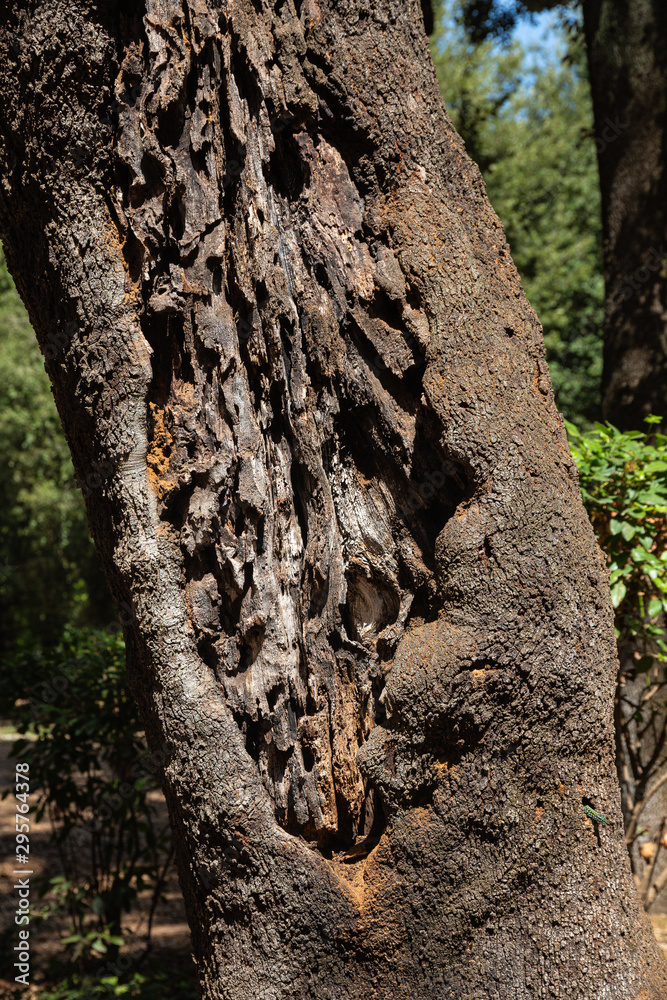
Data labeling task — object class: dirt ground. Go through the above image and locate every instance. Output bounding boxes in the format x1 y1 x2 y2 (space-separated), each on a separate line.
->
2 722 666 997
0 723 193 996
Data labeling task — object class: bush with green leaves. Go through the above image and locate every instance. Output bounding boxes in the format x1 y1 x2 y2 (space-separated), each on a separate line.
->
36 964 197 1000
567 416 667 667
2 628 172 967
568 416 667 908
2 961 197 1000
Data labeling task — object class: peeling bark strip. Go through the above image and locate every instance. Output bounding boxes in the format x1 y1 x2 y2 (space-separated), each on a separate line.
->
1 2 666 997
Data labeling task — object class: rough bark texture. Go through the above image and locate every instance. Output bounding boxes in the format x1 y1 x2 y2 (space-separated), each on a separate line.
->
583 0 667 430
1 1 666 996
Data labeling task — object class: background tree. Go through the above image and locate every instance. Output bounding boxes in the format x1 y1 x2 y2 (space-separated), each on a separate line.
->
569 418 667 911
582 0 667 429
431 2 604 425
0 249 113 650
436 0 667 911
452 0 667 430
1 2 666 998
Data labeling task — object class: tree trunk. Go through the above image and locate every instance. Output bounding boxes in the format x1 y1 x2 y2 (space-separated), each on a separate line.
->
583 0 667 430
1 1 665 996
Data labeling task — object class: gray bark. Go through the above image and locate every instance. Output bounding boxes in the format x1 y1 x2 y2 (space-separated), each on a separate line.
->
1 1 665 996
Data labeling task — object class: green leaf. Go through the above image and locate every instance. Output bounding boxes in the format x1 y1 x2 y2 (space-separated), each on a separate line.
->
610 580 627 607
648 598 663 619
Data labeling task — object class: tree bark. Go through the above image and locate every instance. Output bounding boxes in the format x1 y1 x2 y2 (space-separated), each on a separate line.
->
1 1 665 996
583 0 667 430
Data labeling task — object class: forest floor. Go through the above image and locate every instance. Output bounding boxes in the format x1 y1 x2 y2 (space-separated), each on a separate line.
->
0 723 193 999
1 723 666 998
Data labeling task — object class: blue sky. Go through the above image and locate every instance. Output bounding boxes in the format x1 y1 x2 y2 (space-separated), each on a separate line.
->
512 8 563 64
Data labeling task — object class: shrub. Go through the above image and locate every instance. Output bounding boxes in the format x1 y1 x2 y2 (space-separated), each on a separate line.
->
568 416 667 908
567 416 667 665
1 628 172 966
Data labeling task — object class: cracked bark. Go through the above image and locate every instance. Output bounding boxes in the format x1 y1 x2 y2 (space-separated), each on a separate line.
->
1 1 666 997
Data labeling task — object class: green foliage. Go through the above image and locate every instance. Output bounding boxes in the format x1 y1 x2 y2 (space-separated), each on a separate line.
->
32 964 197 1000
2 629 171 969
0 247 113 651
456 0 573 45
0 243 190 996
571 418 667 905
431 5 524 174
567 417 667 669
432 4 603 425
